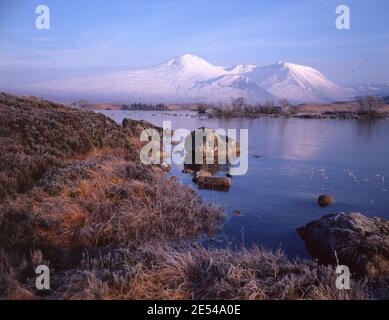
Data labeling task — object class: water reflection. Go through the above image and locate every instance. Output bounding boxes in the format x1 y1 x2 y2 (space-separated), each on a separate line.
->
355 119 387 140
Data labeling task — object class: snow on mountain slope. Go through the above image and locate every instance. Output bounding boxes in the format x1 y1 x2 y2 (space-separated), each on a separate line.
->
30 54 360 103
31 54 228 103
225 64 257 74
242 62 354 103
191 74 275 103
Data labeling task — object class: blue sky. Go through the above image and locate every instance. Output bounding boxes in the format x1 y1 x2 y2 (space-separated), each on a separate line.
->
0 0 388 90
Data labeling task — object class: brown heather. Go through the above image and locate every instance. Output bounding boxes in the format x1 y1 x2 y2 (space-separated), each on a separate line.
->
0 93 385 300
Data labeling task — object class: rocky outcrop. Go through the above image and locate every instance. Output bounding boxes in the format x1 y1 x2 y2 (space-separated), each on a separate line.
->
184 127 240 165
123 118 172 163
182 128 239 191
193 169 232 191
182 168 194 174
192 170 212 183
191 168 232 191
197 176 232 191
298 212 389 277
318 195 335 207
122 118 163 137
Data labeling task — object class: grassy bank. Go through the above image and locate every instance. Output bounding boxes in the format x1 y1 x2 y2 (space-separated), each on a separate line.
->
203 99 389 119
0 93 384 300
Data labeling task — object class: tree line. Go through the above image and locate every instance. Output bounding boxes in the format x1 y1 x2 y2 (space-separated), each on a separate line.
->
121 103 168 111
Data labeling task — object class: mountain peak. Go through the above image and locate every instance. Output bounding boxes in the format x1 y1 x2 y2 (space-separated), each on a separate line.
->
161 54 211 68
275 61 301 69
179 53 203 61
271 61 325 79
153 53 226 78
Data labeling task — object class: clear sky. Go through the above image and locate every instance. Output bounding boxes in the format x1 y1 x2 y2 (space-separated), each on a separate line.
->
0 0 388 90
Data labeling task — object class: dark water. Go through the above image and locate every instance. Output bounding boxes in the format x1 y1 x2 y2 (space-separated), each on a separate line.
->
98 110 389 259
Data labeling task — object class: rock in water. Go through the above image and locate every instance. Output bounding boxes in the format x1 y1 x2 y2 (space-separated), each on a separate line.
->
184 127 240 165
161 163 171 172
191 169 232 191
298 212 389 277
318 194 335 207
192 170 212 183
197 176 232 191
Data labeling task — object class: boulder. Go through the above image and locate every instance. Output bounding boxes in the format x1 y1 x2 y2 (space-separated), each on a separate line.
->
192 170 212 183
161 163 171 172
184 127 240 165
298 212 389 277
192 168 232 191
318 195 335 207
182 168 194 174
197 176 232 191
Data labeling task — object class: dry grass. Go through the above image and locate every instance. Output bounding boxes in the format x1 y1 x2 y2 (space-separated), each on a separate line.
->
0 92 137 201
51 245 372 300
0 155 223 265
294 101 389 116
293 103 360 113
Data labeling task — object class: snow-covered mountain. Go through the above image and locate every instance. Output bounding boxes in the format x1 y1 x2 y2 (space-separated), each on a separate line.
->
240 62 354 103
32 54 228 103
225 64 257 74
30 54 365 104
191 74 276 103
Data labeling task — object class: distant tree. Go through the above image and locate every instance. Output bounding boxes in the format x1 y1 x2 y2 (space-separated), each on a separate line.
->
264 101 275 108
279 99 290 108
357 95 384 117
197 104 208 114
230 97 248 117
279 99 293 115
232 97 248 108
121 102 167 111
260 101 282 115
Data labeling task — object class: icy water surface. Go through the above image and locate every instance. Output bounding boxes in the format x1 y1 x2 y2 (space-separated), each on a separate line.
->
98 110 389 259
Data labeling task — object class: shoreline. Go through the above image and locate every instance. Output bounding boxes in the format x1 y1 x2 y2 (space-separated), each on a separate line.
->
206 112 389 120
89 106 389 121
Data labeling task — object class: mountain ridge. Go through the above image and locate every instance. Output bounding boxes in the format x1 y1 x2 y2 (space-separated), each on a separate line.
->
27 54 388 104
